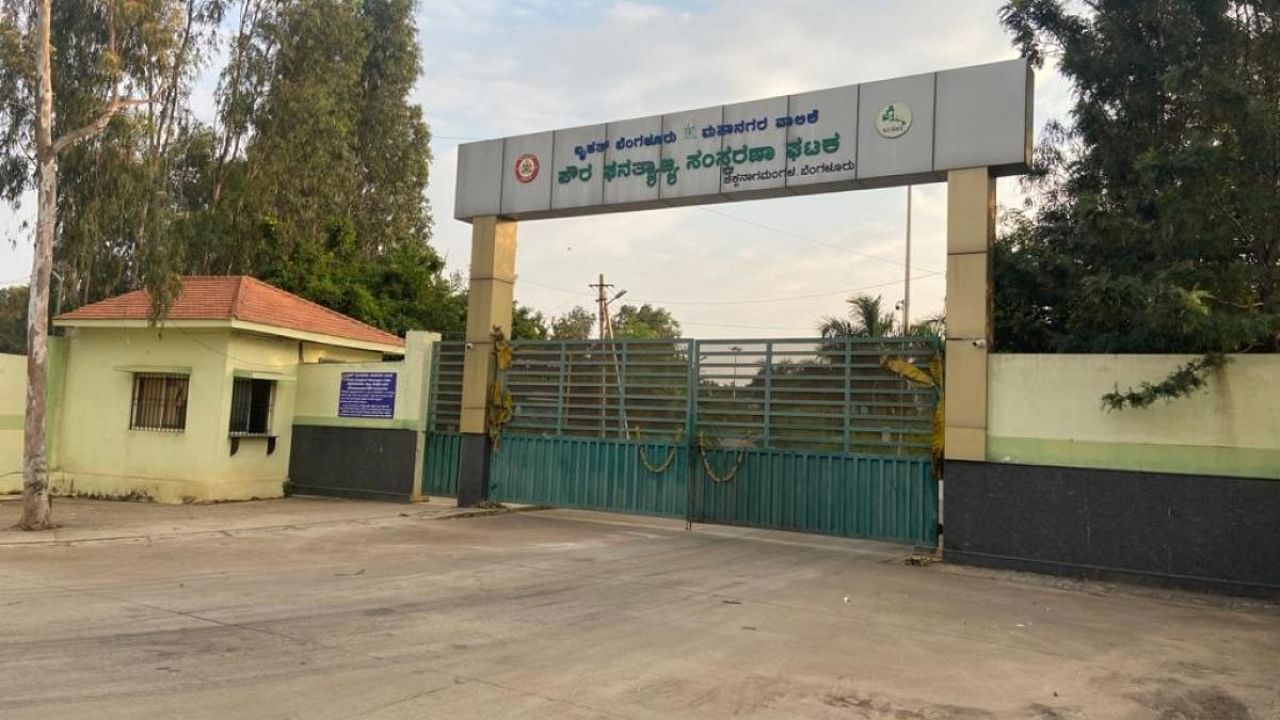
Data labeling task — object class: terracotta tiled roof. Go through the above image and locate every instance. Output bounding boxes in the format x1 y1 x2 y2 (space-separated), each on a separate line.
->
57 276 405 348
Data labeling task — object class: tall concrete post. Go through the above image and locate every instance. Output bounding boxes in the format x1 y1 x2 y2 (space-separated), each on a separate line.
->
456 216 517 506
944 167 995 463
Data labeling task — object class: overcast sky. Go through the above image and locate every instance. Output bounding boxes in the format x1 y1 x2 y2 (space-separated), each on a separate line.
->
0 0 1073 338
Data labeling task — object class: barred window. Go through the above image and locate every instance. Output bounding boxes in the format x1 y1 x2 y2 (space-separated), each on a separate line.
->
130 374 189 432
229 378 275 436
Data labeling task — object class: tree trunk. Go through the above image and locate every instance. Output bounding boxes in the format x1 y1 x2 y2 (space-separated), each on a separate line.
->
20 0 56 531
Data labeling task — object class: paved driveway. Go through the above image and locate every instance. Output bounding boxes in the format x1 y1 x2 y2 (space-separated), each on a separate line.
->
1 500 1277 719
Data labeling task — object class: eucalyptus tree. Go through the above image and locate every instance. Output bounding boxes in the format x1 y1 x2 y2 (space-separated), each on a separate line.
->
0 0 203 529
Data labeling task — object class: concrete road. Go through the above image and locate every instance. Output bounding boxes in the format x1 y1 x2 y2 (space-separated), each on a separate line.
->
1 503 1277 719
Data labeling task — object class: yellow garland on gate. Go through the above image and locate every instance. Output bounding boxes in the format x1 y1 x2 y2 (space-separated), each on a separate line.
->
635 426 683 474
487 326 514 449
880 352 945 479
697 432 747 484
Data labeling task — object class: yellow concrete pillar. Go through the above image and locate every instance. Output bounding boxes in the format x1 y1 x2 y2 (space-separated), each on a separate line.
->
945 168 995 462
460 216 518 434
455 216 517 507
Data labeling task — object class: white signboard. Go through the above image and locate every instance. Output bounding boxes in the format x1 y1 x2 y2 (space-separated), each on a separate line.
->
455 59 1033 222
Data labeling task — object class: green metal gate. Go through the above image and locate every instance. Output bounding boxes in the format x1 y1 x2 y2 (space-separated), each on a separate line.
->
424 336 939 546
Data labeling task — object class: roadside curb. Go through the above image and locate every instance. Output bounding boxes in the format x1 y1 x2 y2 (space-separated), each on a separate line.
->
0 504 550 547
432 505 549 521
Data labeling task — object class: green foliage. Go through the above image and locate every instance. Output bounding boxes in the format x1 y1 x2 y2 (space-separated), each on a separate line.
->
0 3 33 204
355 0 432 252
257 217 465 338
995 0 1280 356
512 305 549 340
612 303 681 339
0 0 214 318
0 0 175 199
552 306 595 340
55 118 184 308
222 0 437 280
819 294 898 338
0 284 26 354
907 313 946 340
189 0 447 332
1101 353 1227 411
231 0 366 263
0 0 476 339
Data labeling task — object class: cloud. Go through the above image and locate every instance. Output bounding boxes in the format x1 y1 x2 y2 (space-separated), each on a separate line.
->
605 1 679 24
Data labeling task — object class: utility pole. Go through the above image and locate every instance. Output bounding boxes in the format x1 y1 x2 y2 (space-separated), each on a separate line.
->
902 185 912 335
589 273 628 341
590 274 610 436
589 274 629 437
588 271 624 435
590 273 614 341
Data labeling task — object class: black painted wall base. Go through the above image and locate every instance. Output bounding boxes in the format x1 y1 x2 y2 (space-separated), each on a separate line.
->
456 432 491 508
288 426 417 502
944 460 1280 599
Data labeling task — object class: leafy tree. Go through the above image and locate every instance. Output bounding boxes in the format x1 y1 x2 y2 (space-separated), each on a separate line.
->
5 0 443 334
512 304 549 340
211 0 277 206
183 0 444 331
996 1 1280 362
1 0 196 528
227 0 434 261
229 0 366 267
552 306 595 339
259 217 465 338
21 1 226 311
0 285 26 354
612 303 681 339
819 294 898 338
354 0 432 253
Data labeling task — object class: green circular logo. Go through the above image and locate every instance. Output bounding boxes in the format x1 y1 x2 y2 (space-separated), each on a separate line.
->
876 103 913 139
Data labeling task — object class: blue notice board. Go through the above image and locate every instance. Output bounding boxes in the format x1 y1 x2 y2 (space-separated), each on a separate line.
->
338 372 397 419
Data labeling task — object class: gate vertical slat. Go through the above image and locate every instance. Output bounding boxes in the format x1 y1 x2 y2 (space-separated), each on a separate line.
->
762 342 773 447
426 340 440 431
556 341 566 435
842 339 852 454
686 339 700 524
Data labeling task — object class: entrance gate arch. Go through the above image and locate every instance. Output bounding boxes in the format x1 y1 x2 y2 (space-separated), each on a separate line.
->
445 59 1035 542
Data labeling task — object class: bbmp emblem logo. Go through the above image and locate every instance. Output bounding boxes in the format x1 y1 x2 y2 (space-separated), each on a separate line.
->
683 119 697 140
875 103 913 139
514 153 540 183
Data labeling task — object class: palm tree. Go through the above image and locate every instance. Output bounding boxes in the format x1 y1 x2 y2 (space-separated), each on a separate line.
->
818 294 898 338
818 316 857 338
817 294 899 369
906 313 946 340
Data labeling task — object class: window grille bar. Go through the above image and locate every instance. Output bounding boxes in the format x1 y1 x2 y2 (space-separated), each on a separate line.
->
130 374 189 432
